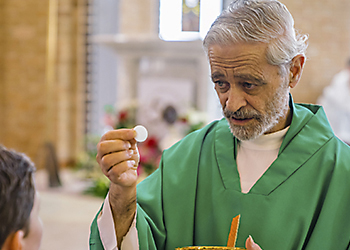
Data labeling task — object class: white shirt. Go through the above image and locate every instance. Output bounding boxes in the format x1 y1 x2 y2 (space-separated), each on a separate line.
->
98 126 289 248
237 127 289 193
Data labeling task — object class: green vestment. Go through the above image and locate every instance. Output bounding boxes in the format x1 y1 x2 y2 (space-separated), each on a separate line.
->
90 101 350 250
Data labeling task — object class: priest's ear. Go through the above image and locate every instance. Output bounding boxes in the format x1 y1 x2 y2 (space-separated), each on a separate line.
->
288 54 305 89
1 230 24 250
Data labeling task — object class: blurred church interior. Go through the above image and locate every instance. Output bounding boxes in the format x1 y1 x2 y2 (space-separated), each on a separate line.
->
0 0 350 249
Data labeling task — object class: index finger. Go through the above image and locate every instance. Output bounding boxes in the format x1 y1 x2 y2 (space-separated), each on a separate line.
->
101 129 137 142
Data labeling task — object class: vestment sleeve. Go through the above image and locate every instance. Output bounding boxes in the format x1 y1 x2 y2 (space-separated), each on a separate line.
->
97 193 139 250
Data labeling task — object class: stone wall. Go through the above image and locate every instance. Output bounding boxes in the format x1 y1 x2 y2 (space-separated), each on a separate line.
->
0 0 4 142
0 0 87 168
119 0 159 36
281 0 350 103
0 0 49 165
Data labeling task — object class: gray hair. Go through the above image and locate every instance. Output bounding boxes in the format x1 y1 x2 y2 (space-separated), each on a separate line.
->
203 0 308 67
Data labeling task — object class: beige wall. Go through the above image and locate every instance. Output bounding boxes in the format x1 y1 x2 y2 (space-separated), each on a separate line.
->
0 0 86 168
119 0 159 36
0 1 4 142
284 0 350 103
0 0 49 165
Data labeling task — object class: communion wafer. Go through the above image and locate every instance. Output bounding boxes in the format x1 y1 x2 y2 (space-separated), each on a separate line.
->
134 125 148 142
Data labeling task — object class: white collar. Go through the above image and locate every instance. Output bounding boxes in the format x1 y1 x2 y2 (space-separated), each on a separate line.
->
239 126 289 150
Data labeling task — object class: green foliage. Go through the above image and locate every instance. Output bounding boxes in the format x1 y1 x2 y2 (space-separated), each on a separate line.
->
84 175 110 198
75 134 110 198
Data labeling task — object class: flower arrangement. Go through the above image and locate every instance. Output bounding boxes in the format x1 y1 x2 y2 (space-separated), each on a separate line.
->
80 104 162 197
179 108 207 135
80 103 206 198
137 136 162 181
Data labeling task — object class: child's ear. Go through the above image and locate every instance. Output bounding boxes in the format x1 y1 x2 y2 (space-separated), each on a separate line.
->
2 230 24 250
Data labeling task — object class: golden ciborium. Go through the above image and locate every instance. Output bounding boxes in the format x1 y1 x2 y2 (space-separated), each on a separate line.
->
176 215 246 250
176 247 246 250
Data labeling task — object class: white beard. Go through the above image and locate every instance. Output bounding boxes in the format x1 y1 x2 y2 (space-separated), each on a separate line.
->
224 85 290 141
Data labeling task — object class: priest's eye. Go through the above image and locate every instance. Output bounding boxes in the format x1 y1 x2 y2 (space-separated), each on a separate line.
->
214 81 229 92
216 81 225 87
242 82 256 90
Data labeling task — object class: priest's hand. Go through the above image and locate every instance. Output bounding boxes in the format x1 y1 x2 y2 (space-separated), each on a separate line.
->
245 235 262 250
96 128 139 248
97 128 139 187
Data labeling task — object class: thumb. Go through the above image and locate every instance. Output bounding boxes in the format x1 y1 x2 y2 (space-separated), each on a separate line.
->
245 235 262 250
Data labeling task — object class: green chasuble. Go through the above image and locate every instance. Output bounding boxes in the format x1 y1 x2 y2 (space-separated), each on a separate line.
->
90 101 350 250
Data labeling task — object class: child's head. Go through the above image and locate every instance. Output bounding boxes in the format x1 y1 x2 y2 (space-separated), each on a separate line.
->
0 145 42 250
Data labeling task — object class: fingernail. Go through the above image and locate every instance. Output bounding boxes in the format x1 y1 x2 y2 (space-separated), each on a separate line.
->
125 142 131 149
249 235 255 245
128 150 134 156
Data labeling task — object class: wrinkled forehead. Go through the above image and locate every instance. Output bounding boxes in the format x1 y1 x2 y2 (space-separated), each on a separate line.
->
208 41 268 59
208 43 268 73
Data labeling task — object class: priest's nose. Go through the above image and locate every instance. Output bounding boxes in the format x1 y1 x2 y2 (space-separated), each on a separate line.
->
225 88 247 113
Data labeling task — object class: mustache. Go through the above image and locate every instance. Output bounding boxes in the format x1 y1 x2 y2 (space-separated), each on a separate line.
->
224 107 260 120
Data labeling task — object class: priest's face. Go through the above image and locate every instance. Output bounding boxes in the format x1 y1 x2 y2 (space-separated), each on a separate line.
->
208 42 291 141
